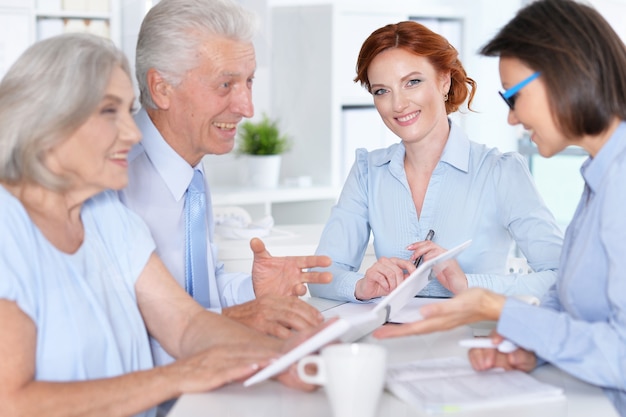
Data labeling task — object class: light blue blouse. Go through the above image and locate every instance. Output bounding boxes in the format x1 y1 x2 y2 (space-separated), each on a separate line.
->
498 122 626 415
0 188 156 417
309 121 563 301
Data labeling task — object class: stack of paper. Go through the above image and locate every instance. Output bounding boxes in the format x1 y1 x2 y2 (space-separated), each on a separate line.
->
386 357 565 413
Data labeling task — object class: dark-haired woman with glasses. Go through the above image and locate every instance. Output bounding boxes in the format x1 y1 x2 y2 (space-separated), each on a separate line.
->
375 0 626 414
308 20 563 303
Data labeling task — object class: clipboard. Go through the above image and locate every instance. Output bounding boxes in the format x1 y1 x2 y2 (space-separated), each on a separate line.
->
243 239 472 387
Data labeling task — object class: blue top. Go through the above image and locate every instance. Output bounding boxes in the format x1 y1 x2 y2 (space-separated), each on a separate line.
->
0 188 156 417
309 121 563 301
498 121 626 414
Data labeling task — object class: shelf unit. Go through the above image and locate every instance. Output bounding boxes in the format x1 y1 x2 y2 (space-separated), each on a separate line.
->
211 185 339 217
0 0 121 80
34 0 120 46
0 1 33 78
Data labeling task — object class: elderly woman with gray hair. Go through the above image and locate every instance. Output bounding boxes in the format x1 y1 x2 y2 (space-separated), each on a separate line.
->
0 33 312 417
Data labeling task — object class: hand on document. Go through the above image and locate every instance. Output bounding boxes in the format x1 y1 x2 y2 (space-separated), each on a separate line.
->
385 356 563 413
465 332 538 373
461 294 540 372
356 257 416 301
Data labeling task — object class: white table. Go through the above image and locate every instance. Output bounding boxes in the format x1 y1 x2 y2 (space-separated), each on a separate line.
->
167 314 619 417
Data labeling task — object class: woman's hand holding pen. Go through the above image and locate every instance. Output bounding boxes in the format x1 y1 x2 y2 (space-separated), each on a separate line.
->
412 229 435 267
355 235 469 300
355 257 415 301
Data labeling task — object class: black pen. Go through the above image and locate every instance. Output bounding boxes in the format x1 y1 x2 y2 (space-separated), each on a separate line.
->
414 229 435 268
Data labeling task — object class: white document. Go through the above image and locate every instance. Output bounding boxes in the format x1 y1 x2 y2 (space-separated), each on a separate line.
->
243 240 471 387
320 300 373 319
387 297 448 323
386 357 565 413
305 297 346 313
321 296 446 323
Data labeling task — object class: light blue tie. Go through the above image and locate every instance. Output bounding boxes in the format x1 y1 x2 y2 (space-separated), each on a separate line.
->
184 169 211 308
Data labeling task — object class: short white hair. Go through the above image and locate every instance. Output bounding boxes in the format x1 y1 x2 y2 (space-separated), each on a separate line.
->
136 0 259 109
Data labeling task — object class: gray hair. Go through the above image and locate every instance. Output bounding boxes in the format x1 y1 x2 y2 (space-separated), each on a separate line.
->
0 33 131 190
136 0 259 109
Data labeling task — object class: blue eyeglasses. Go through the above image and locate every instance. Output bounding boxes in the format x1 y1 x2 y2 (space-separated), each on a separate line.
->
499 72 540 110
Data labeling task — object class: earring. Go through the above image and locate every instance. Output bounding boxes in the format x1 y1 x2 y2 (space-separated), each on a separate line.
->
444 93 449 102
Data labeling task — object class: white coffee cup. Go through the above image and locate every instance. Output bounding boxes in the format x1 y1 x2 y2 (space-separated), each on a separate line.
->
297 343 387 417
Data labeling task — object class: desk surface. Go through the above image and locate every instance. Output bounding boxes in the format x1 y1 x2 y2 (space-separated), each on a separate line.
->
167 306 619 417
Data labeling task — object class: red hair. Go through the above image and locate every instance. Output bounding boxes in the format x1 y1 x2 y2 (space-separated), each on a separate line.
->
354 21 476 114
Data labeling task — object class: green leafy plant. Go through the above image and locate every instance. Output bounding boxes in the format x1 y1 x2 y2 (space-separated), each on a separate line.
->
237 114 292 155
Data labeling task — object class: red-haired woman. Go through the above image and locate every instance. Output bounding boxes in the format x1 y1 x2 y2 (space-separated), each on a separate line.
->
309 21 563 303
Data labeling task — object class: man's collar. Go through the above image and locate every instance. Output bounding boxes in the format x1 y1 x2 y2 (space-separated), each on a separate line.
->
134 108 200 201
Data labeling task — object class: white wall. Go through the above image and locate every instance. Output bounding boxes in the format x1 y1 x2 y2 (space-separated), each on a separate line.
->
459 0 522 152
119 0 152 98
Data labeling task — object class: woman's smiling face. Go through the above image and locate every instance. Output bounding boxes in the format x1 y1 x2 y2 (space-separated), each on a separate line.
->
45 65 141 194
368 47 450 145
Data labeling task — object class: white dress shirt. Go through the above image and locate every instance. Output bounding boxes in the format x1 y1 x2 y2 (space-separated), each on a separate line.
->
119 108 255 366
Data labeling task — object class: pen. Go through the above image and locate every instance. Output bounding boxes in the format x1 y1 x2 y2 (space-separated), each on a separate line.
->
458 338 518 353
414 229 435 268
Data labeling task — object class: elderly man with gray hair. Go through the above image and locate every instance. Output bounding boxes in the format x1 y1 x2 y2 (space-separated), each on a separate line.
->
119 0 332 370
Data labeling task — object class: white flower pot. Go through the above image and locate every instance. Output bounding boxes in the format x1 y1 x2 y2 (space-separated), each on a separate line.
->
244 154 282 188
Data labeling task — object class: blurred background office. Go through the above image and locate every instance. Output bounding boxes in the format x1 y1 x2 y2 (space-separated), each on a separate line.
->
2 0 624 231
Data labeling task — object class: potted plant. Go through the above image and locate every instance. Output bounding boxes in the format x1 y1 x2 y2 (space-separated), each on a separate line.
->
237 114 291 188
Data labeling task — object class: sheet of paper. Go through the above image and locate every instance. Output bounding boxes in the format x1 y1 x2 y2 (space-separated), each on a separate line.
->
388 297 447 323
386 357 565 413
321 300 374 319
304 297 346 313
321 296 448 322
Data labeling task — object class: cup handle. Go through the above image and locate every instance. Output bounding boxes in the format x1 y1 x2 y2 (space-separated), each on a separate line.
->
296 355 326 385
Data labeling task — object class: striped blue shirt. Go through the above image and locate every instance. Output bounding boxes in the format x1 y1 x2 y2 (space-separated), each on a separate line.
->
309 120 563 300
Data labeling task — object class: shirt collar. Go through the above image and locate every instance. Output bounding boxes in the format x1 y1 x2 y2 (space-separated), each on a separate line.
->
132 108 202 201
580 120 626 194
371 119 470 173
439 120 470 173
